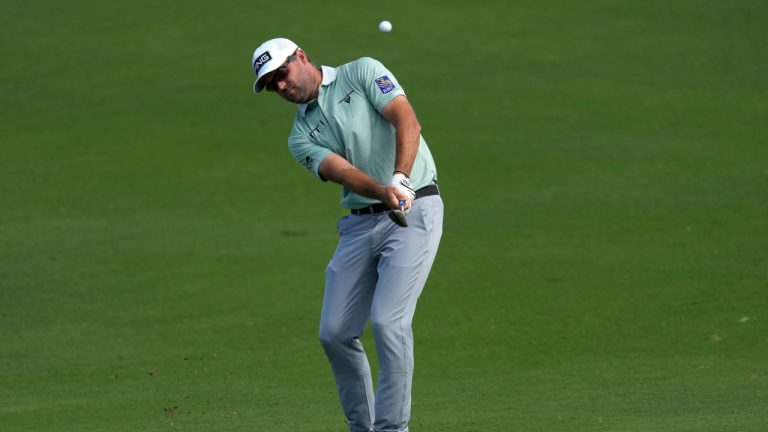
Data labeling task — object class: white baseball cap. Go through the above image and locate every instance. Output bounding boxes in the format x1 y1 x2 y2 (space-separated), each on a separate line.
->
251 37 299 93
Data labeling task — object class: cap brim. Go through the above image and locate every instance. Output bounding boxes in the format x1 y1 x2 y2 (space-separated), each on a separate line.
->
253 73 270 94
252 63 280 94
253 78 264 94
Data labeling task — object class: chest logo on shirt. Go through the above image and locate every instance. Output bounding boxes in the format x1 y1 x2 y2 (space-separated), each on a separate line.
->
375 75 396 94
339 90 354 104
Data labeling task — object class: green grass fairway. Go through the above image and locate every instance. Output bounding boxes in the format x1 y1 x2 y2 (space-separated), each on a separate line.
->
2 1 766 430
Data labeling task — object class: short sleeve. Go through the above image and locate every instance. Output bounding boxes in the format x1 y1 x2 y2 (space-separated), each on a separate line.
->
353 57 406 112
288 121 334 181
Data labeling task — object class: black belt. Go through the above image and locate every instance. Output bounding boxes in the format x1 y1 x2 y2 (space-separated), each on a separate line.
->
351 184 440 215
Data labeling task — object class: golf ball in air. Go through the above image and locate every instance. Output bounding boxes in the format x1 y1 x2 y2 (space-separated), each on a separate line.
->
379 20 392 32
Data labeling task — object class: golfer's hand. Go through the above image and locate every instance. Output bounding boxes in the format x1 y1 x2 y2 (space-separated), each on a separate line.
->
390 173 415 212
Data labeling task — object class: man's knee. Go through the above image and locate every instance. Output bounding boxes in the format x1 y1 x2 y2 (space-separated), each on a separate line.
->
319 324 339 348
319 322 359 351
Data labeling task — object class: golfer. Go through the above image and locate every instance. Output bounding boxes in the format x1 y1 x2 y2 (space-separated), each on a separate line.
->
251 37 443 432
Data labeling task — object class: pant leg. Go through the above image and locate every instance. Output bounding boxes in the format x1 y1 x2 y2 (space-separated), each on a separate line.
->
370 196 444 432
319 215 378 432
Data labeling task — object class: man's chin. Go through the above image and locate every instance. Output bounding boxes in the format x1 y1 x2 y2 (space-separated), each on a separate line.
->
278 89 302 104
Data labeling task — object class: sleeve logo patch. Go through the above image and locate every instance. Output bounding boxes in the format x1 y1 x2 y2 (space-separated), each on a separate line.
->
375 75 396 94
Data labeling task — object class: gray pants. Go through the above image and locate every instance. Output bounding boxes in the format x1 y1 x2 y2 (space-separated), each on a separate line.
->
319 195 443 432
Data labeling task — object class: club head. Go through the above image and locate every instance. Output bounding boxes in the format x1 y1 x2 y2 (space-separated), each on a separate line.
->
388 209 408 227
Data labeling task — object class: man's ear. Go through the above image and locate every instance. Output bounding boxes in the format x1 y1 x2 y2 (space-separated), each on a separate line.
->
297 49 310 64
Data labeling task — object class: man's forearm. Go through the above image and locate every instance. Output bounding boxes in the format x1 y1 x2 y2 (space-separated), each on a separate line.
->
382 95 422 177
319 153 409 208
319 153 386 201
393 122 421 177
332 166 387 202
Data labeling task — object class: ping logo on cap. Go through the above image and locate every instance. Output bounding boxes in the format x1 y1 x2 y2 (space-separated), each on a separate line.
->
375 75 396 94
253 51 273 74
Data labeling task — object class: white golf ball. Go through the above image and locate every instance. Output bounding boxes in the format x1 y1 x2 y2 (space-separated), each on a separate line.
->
379 20 392 33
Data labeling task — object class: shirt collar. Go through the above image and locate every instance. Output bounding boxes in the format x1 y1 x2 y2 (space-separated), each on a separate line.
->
298 65 337 116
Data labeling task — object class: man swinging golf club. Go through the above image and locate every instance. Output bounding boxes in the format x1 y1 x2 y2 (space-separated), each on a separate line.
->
251 37 443 432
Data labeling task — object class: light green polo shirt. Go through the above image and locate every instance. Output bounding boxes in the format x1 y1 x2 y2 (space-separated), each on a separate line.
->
288 57 438 209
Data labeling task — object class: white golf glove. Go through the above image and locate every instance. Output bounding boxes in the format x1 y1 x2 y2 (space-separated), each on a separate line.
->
391 172 416 213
